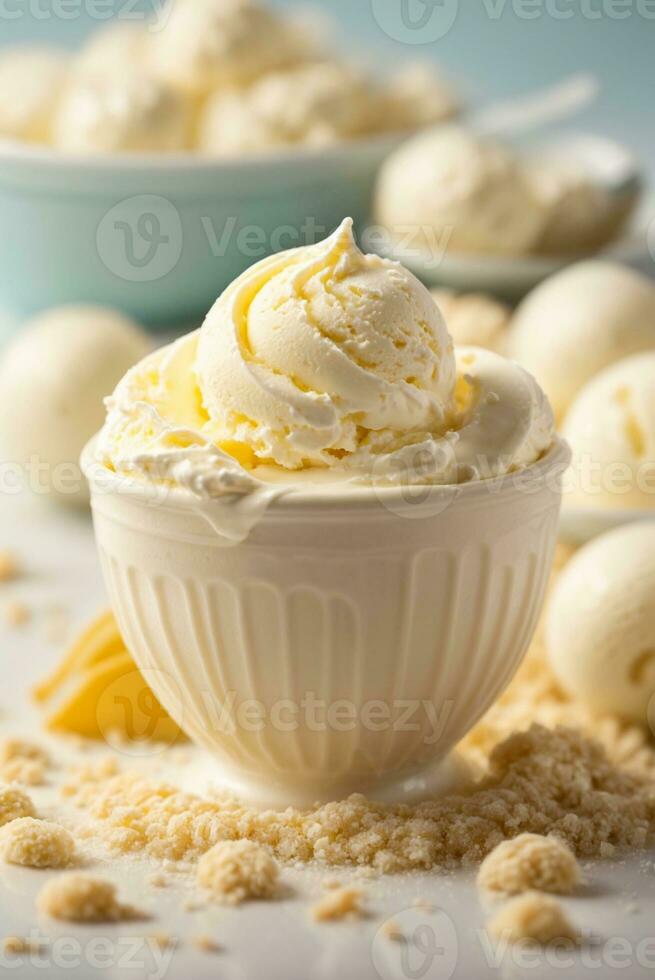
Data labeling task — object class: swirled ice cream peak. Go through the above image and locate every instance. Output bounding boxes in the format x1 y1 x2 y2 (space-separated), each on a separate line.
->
96 218 554 496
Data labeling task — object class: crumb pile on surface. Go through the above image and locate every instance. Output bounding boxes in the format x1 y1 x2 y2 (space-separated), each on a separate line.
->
61 723 654 874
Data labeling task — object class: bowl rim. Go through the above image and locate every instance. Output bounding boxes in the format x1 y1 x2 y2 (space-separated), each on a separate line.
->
0 129 404 175
82 436 571 515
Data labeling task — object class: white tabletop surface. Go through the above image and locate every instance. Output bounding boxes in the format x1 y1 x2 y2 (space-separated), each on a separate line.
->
1 489 654 980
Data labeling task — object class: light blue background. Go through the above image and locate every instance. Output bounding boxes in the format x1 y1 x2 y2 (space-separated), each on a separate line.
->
2 0 653 167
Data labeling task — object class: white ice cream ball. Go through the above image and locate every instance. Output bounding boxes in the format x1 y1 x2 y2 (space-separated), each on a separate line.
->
52 70 194 154
375 125 545 258
73 23 148 80
529 161 634 256
150 0 306 97
431 289 510 354
562 352 655 511
198 61 382 156
0 46 68 144
0 306 151 504
547 523 655 725
508 261 655 422
382 62 459 130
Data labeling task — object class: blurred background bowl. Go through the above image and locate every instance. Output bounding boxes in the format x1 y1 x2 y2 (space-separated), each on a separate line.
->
0 133 401 329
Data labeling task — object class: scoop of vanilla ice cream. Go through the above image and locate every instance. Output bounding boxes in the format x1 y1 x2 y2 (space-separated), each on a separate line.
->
562 352 655 511
150 0 305 96
97 219 554 492
0 46 68 144
52 70 194 154
0 306 151 504
198 62 383 156
509 261 655 422
382 62 459 130
375 125 545 258
73 23 148 80
197 218 455 471
529 160 634 256
547 523 655 724
431 290 510 354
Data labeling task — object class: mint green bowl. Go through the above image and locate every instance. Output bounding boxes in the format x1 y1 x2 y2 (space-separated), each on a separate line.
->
0 135 401 329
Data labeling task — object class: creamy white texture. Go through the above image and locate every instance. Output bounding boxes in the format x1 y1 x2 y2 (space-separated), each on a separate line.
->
150 0 306 97
97 219 554 496
198 62 385 156
0 47 68 144
53 71 193 154
375 125 545 258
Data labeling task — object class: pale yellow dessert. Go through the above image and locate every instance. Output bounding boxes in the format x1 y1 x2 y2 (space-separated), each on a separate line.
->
508 261 655 421
431 289 510 353
52 71 194 154
547 524 655 724
0 305 151 503
0 46 68 144
376 125 546 257
198 61 385 155
563 352 655 510
150 0 306 97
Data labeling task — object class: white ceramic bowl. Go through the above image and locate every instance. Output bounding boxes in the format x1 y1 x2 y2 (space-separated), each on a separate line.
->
0 134 401 329
83 438 570 807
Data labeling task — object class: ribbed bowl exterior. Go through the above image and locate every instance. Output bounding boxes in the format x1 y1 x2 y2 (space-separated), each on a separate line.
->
88 442 567 804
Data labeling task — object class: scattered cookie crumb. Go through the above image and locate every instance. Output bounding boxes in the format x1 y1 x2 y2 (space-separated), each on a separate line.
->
36 873 142 923
182 897 204 913
193 935 221 954
488 892 578 945
197 841 279 906
1 758 45 786
0 738 48 766
0 552 19 583
478 834 581 897
382 920 404 942
412 897 435 912
148 872 167 888
3 936 41 955
0 818 75 869
0 785 35 827
322 878 342 890
311 887 364 922
4 601 30 627
147 932 176 950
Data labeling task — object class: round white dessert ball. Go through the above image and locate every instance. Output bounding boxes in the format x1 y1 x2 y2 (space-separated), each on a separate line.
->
375 125 545 258
547 523 655 725
150 0 305 97
52 71 194 154
431 289 510 354
0 306 151 504
72 23 148 80
508 261 655 422
198 61 381 156
562 351 655 511
0 46 68 144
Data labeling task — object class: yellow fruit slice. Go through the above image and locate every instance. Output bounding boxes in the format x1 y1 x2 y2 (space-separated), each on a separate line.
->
34 610 185 744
